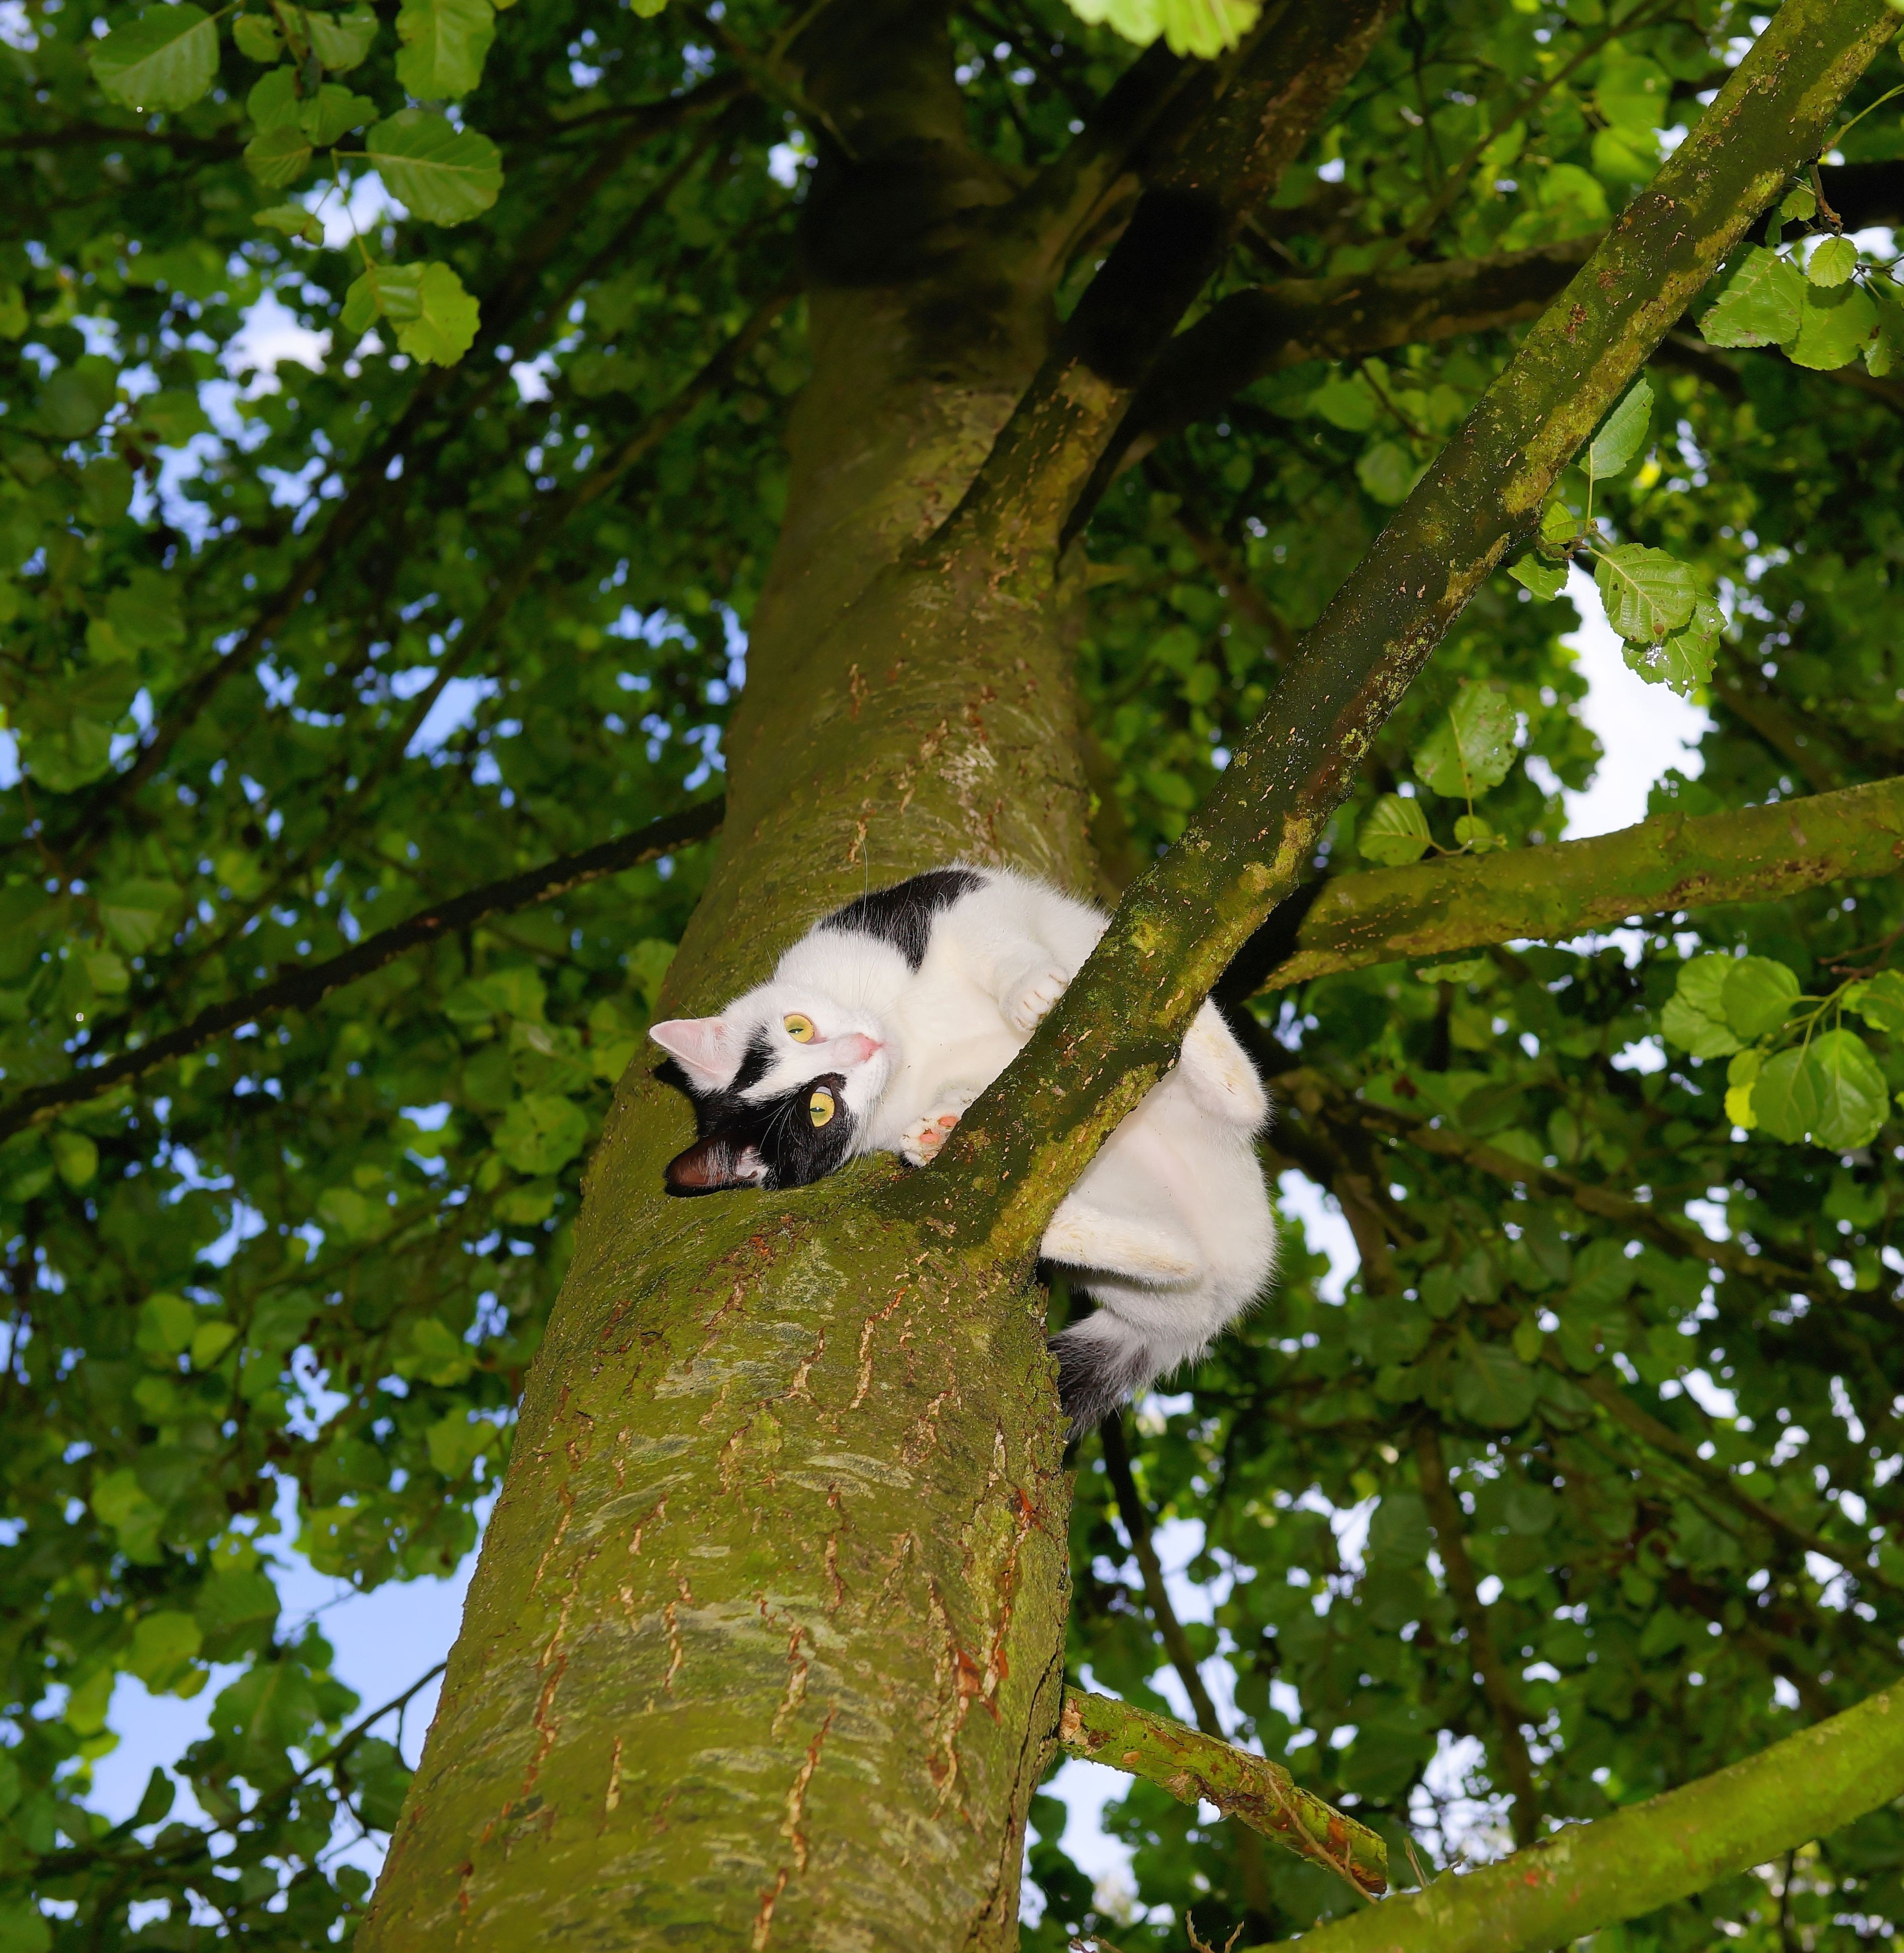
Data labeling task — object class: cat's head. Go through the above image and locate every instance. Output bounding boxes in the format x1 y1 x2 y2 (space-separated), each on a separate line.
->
649 981 896 1194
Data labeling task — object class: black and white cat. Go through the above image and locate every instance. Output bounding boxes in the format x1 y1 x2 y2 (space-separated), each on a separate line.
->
649 865 1276 1425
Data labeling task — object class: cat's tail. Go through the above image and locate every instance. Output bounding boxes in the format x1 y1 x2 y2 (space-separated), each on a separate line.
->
1049 1312 1171 1430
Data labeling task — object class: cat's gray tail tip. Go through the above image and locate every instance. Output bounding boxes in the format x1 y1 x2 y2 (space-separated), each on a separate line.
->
1050 1323 1153 1432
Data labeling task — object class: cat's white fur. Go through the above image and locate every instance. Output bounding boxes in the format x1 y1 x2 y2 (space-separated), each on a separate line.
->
651 866 1276 1423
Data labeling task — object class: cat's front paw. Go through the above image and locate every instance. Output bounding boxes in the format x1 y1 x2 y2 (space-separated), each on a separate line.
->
1004 964 1070 1036
899 1089 979 1167
900 1108 963 1167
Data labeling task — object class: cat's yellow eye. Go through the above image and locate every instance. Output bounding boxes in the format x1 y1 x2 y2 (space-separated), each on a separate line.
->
784 1013 815 1043
809 1089 835 1127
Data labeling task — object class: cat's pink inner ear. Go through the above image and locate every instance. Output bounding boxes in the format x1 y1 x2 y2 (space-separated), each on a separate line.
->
649 1017 737 1082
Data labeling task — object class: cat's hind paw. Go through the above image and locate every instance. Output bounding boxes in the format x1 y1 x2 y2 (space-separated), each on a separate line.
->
1003 963 1070 1036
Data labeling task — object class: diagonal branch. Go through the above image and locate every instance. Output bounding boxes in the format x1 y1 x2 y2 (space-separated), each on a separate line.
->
1056 1688 1387 1898
0 798 724 1146
1413 1423 1542 1849
1242 1680 1904 1953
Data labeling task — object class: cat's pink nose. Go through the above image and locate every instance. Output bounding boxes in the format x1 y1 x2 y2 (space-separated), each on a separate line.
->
831 1032 882 1065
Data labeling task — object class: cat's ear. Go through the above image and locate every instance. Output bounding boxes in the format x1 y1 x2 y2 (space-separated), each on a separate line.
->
665 1134 767 1194
649 1016 739 1084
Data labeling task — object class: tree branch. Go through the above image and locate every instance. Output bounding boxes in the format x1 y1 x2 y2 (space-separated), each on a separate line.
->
1099 1411 1276 1919
1275 1065 1844 1312
942 0 1404 557
1260 776 1904 991
1413 1424 1542 1849
1243 1680 1904 1953
0 798 724 1146
1100 239 1596 487
899 0 1898 1275
1056 1688 1387 1898
1568 1365 1904 1602
1100 1413 1227 1736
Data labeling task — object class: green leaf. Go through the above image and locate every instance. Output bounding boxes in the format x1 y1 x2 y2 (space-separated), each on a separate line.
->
1357 793 1432 866
1415 957 1489 984
1594 543 1697 643
1780 185 1816 222
0 1904 52 1953
1355 438 1420 506
139 1291 197 1355
426 1410 492 1478
1586 376 1652 483
303 2 378 70
1753 1046 1822 1143
1846 969 1904 1035
38 367 114 440
1622 593 1721 696
189 1319 239 1369
1413 681 1516 798
396 1315 474 1386
231 11 281 60
1810 1029 1889 1151
343 260 481 363
107 569 185 650
495 1092 590 1174
1452 1339 1538 1428
1722 957 1799 1040
1540 499 1582 546
1309 373 1378 431
247 64 301 129
244 122 313 187
1784 281 1879 370
1699 246 1805 348
98 877 180 954
394 0 495 97
1806 235 1858 288
49 1130 98 1189
301 83 375 146
1508 555 1568 600
1660 954 1742 1058
211 1660 321 1768
1866 275 1904 379
366 110 503 226
91 4 220 112
1726 1048 1761 1130
1059 0 1260 53
254 202 325 242
130 1610 204 1691
1453 812 1505 852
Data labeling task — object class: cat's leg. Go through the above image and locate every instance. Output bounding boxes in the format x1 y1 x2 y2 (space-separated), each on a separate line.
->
898 1082 983 1166
1177 1002 1268 1127
1041 1193 1200 1284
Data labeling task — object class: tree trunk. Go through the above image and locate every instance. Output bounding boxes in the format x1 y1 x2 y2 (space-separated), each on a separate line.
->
363 9 1095 1946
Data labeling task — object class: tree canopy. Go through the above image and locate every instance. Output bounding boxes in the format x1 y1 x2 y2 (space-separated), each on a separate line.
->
3 0 1904 1946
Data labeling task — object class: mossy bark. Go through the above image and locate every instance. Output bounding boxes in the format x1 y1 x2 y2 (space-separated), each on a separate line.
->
361 4 1899 1947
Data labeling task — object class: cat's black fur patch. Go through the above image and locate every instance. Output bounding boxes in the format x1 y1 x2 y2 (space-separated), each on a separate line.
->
820 867 983 971
664 1053 858 1194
